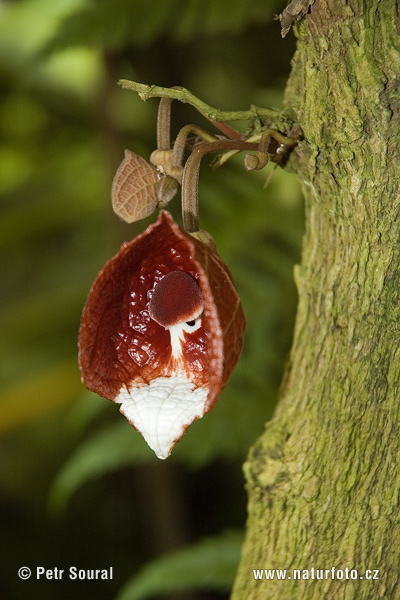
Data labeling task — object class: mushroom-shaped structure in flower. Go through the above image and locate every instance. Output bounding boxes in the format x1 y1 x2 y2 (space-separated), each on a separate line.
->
78 211 245 459
149 271 203 327
149 271 204 362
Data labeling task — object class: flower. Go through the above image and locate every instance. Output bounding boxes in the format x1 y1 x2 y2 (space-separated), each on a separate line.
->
78 211 245 458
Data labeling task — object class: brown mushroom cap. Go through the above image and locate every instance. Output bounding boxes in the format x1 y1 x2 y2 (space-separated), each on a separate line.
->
149 271 203 328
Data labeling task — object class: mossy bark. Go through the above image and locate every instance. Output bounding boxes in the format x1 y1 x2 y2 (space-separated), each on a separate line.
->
232 1 400 599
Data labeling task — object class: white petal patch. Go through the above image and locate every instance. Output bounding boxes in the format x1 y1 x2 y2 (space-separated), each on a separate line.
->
116 376 208 459
168 315 202 360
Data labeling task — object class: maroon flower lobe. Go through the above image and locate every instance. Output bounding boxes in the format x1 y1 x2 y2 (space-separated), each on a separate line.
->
149 271 203 328
78 211 246 457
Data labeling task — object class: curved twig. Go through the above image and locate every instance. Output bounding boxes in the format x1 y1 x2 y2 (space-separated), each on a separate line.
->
181 140 259 233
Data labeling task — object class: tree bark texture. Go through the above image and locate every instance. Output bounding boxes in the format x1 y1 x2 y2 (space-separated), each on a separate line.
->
232 1 400 599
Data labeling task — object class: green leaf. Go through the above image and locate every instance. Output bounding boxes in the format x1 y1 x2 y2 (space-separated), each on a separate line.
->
171 0 283 40
45 0 285 51
116 529 244 600
49 420 155 512
44 0 175 51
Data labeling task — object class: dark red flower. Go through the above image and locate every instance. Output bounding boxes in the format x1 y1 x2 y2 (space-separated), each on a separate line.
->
78 211 245 458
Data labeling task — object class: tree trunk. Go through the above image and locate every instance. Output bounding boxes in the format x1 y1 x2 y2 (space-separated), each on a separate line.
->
232 1 400 598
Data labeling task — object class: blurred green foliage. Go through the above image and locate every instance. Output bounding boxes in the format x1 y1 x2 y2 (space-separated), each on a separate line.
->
116 530 244 600
0 0 303 599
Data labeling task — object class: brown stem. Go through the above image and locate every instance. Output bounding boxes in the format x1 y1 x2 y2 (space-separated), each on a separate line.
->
181 140 259 232
156 97 173 150
172 125 218 170
206 119 243 140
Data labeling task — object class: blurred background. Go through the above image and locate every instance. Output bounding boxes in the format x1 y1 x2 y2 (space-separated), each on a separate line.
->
0 1 303 598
